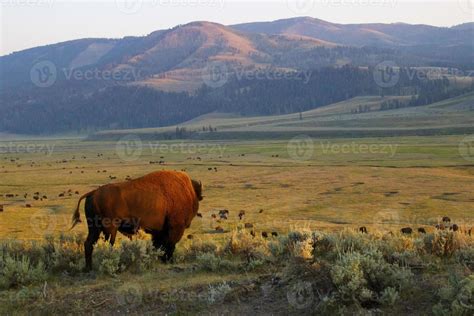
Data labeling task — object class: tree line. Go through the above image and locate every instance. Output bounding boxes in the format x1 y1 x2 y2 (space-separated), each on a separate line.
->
0 65 472 134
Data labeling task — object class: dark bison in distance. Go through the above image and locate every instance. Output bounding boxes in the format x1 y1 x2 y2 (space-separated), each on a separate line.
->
71 170 203 271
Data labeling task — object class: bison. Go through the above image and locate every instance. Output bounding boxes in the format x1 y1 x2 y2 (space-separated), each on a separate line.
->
417 227 427 234
401 227 413 235
442 216 451 223
71 170 203 271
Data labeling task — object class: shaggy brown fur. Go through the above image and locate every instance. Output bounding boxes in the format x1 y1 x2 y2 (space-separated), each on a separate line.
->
71 170 202 271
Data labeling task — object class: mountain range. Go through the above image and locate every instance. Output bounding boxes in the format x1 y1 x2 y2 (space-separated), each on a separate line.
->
0 17 473 134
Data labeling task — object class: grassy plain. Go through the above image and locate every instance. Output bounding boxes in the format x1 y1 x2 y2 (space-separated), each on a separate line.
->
0 135 473 242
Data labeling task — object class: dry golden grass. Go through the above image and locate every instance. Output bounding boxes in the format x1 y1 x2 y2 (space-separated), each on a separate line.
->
0 135 472 242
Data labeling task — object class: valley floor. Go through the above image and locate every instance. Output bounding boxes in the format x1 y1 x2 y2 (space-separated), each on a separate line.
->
0 135 473 314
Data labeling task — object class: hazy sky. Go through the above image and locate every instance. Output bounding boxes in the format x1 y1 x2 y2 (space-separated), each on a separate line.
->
0 0 473 56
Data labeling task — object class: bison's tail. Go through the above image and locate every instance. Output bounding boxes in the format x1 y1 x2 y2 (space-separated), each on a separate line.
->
70 190 96 230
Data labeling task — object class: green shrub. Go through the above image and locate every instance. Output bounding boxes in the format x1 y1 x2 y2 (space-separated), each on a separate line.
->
119 239 163 273
330 250 412 307
195 252 237 272
207 282 231 305
185 238 218 258
268 240 285 258
0 255 47 289
226 230 270 262
94 244 121 276
433 274 474 315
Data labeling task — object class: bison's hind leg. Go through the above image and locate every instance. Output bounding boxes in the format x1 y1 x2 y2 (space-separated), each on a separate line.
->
162 226 185 263
151 230 166 255
84 196 101 272
84 226 101 272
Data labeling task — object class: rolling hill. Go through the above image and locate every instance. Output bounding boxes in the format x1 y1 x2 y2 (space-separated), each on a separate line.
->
0 17 473 135
89 92 474 141
232 17 474 48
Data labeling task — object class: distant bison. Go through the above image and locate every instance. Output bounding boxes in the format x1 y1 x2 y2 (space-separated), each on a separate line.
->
417 227 427 234
359 226 368 234
435 224 446 230
401 227 413 235
442 216 451 223
218 209 229 220
71 170 203 271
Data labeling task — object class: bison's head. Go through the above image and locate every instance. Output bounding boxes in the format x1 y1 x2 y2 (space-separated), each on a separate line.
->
191 179 203 201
